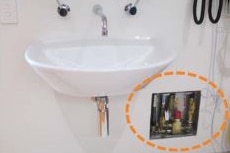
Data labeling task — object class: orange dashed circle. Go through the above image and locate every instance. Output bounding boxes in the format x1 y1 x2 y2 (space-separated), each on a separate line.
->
124 70 229 152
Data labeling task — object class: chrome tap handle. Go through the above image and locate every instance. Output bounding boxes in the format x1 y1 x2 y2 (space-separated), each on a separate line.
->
124 0 140 15
56 0 70 17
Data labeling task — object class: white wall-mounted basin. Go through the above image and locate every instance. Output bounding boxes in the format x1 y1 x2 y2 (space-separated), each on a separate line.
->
25 37 177 97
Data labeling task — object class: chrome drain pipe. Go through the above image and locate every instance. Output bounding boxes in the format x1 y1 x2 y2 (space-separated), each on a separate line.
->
95 96 109 137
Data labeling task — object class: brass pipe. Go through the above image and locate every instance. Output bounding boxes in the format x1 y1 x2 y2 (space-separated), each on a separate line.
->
95 96 109 137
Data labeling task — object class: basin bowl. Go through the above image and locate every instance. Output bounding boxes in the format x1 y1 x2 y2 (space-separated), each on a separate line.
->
25 37 177 97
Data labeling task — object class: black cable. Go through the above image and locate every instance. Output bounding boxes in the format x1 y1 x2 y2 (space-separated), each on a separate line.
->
193 0 206 25
208 0 223 24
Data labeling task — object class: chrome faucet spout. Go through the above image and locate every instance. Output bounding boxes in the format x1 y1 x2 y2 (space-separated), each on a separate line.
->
101 15 108 36
92 4 108 36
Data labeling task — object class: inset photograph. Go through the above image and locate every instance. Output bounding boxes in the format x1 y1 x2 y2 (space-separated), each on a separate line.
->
150 91 201 139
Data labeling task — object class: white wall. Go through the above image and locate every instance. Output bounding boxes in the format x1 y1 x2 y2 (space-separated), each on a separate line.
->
0 0 229 153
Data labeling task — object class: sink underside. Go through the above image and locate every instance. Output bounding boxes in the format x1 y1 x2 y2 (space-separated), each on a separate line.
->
25 38 177 97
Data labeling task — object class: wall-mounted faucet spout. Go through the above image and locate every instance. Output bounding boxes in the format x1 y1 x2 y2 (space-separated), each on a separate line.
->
95 96 109 137
92 4 108 36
